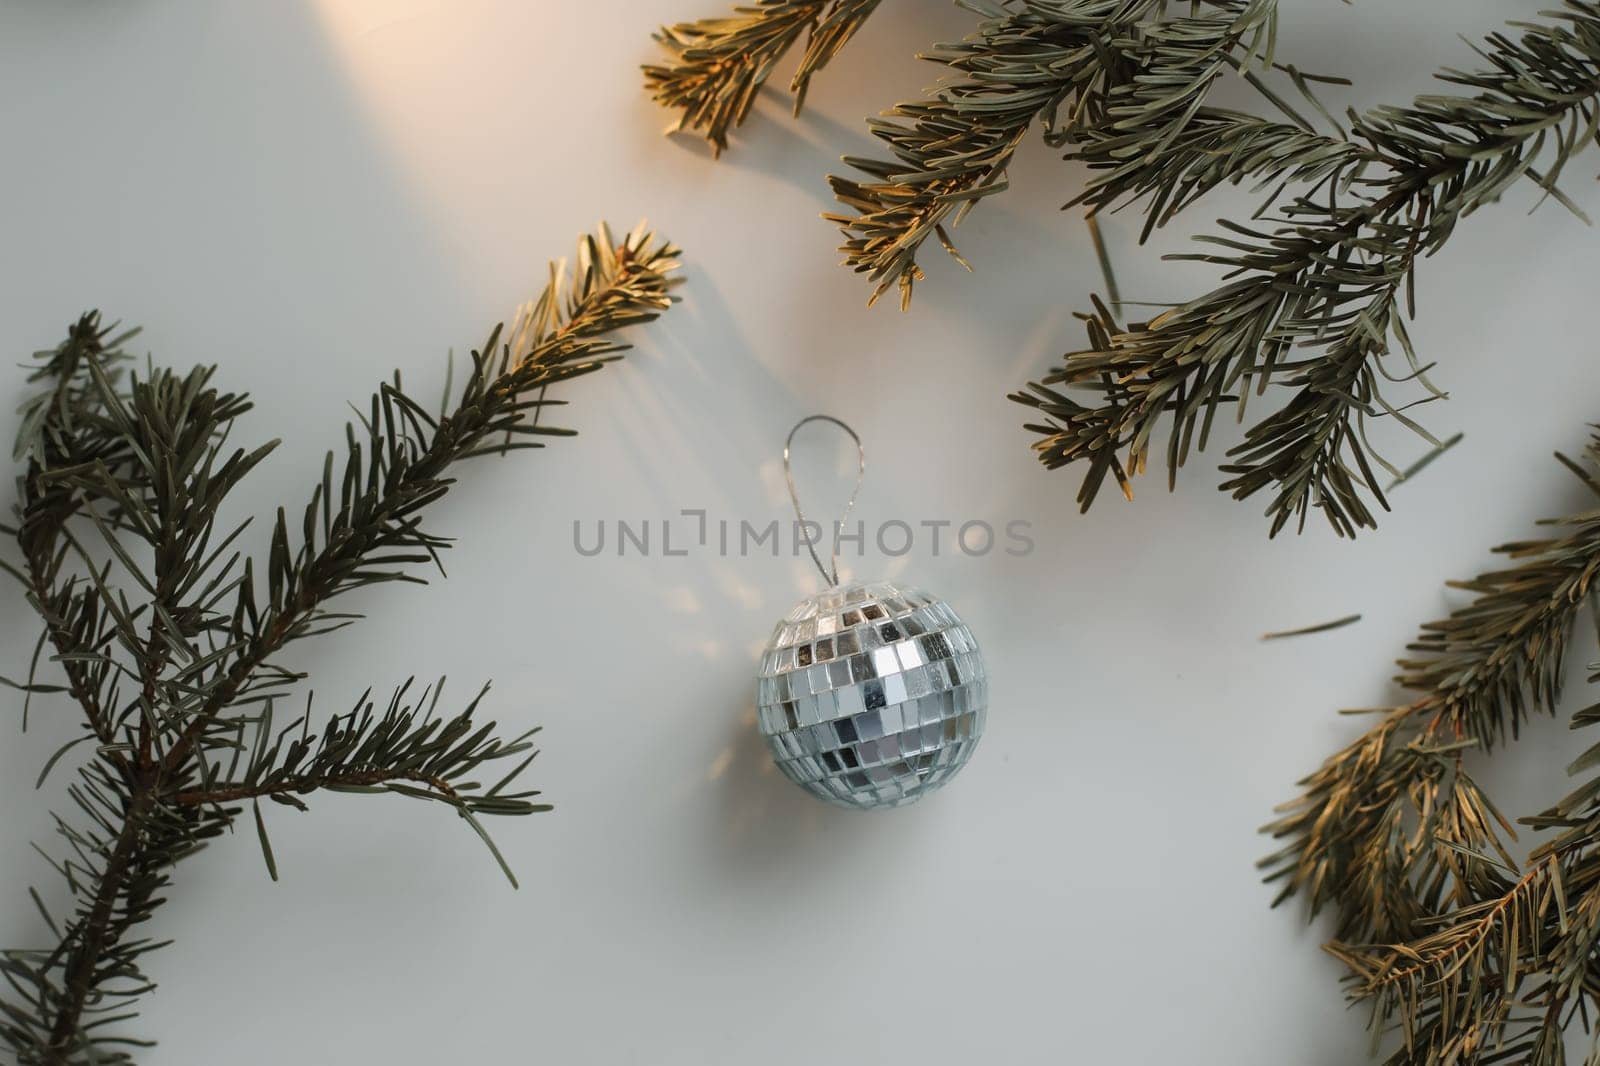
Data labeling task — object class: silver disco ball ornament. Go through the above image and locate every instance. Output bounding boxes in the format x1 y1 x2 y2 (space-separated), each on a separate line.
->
755 579 987 809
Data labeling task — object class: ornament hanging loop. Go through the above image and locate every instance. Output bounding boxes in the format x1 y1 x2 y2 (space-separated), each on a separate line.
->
783 414 865 588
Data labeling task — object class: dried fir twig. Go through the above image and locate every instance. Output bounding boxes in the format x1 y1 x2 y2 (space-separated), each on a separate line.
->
0 222 683 1064
644 0 885 156
1263 425 1600 1064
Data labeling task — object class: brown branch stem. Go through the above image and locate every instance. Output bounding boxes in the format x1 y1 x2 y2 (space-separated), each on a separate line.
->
41 786 155 1064
172 769 460 807
1341 861 1550 991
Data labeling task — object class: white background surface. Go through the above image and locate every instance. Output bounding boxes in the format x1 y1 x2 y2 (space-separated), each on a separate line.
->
1 1 1598 1062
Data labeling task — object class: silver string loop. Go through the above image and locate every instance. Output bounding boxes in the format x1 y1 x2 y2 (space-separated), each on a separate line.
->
783 414 865 588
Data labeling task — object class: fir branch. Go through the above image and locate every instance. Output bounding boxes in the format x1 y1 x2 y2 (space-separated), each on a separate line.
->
644 0 884 156
1264 430 1600 944
1324 705 1600 1066
173 680 547 822
1 222 683 1064
159 222 680 774
0 763 229 1063
1326 856 1578 1066
1263 427 1600 1062
7 316 226 748
826 0 1302 308
1016 3 1600 536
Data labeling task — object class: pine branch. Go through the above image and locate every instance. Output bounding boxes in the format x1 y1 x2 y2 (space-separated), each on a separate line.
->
7 316 201 746
0 763 229 1064
174 680 547 823
159 222 680 773
1263 427 1600 1062
1326 856 1580 1066
1016 3 1600 537
36 364 279 758
1264 430 1600 944
644 0 884 156
1067 77 1371 235
1323 694 1600 1066
1 222 683 1064
825 0 1297 308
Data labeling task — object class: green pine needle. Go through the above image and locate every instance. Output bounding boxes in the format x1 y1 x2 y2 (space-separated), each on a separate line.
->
0 223 683 1063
